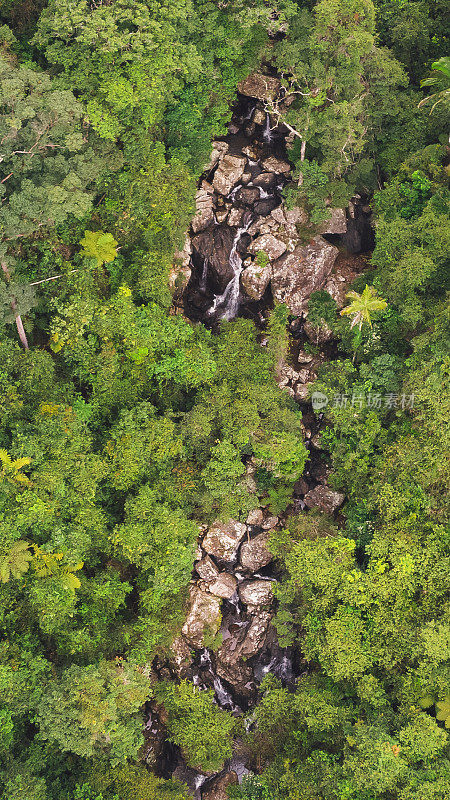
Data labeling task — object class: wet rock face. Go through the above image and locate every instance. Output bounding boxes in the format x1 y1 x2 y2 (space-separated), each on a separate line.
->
271 236 339 314
181 587 221 648
192 226 237 292
202 520 247 562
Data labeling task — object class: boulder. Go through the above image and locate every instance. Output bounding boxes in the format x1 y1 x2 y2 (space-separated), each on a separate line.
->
181 587 221 648
246 508 264 527
317 207 347 235
204 141 228 171
191 188 215 233
236 185 261 205
209 573 238 599
202 519 247 562
303 485 345 514
215 655 253 695
261 155 291 173
239 579 273 608
240 532 273 572
304 318 334 344
241 262 271 301
228 207 245 227
271 236 339 314
195 555 219 583
262 515 279 530
253 171 277 189
294 383 311 402
248 233 286 261
213 154 246 196
254 197 280 215
202 772 239 800
238 72 281 102
191 226 237 292
296 349 314 364
253 108 266 125
215 208 229 224
240 611 272 657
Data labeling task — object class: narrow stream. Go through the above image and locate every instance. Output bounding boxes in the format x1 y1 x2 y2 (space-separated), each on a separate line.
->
149 81 373 798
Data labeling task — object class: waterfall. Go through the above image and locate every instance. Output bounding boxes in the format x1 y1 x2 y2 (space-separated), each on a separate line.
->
199 259 209 292
208 218 251 321
213 676 242 714
262 113 273 143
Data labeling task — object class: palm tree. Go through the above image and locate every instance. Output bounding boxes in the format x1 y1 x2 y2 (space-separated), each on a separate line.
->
340 285 387 330
418 57 450 115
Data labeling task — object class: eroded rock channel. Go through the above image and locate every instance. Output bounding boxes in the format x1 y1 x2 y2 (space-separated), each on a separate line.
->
150 71 373 799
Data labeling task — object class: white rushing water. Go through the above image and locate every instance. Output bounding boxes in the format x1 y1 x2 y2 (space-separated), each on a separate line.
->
262 112 273 143
208 220 251 321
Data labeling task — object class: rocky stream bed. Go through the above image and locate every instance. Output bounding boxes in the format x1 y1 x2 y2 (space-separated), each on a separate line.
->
147 71 374 800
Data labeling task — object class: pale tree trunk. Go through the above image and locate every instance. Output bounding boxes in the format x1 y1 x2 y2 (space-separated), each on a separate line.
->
1 260 29 350
297 139 307 187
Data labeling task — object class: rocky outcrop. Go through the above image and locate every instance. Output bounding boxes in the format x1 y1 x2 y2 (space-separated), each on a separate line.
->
304 485 345 514
202 519 247 562
271 236 339 314
212 154 246 196
238 71 280 102
181 587 221 648
240 531 273 572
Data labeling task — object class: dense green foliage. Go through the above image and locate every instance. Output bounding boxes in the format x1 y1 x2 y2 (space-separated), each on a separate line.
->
0 0 448 798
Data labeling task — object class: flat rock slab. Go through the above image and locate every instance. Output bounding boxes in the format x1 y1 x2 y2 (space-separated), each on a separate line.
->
202 519 247 561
